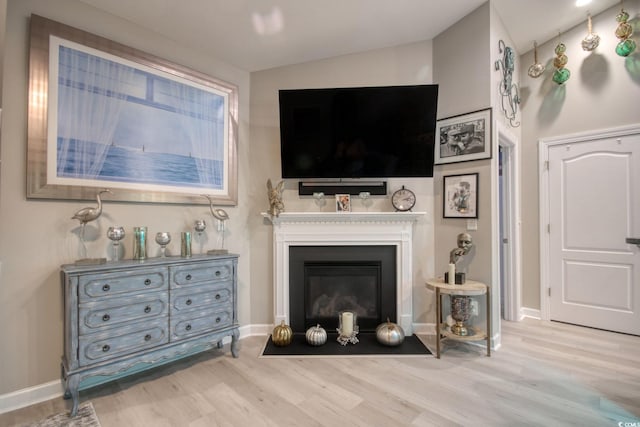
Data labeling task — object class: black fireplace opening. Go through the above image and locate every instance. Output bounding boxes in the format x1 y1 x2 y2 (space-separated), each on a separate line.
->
289 246 396 332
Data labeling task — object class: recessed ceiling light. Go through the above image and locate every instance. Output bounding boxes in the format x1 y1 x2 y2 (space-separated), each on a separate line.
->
576 0 592 6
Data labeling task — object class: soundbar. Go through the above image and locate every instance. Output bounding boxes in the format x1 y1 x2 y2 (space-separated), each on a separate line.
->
298 181 387 196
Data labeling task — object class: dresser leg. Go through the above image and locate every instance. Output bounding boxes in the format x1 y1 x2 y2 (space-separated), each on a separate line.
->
67 374 80 417
231 329 239 358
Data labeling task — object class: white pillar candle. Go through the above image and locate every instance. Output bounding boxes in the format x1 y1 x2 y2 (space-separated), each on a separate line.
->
448 263 456 285
341 312 354 336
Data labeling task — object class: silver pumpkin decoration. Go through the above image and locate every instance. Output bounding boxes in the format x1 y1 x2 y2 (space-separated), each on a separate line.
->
376 318 405 346
305 324 327 346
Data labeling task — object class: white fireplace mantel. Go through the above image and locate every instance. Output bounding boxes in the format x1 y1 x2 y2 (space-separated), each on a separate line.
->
262 211 424 334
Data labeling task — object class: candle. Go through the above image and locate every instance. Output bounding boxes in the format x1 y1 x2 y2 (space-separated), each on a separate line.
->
341 312 354 336
448 263 456 285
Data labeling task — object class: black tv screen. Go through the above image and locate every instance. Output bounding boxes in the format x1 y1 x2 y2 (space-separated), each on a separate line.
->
279 84 438 179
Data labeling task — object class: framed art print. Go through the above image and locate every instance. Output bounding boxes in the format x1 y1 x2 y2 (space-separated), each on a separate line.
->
435 108 491 165
443 173 478 218
27 15 238 205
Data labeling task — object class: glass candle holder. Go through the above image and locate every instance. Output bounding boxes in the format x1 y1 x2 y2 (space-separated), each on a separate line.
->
337 311 359 345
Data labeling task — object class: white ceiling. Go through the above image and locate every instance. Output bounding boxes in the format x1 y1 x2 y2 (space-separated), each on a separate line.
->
77 0 621 72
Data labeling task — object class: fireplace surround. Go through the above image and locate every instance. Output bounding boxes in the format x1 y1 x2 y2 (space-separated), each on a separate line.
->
263 212 423 334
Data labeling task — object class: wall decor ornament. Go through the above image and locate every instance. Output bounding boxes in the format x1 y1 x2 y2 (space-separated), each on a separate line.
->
552 37 571 85
615 3 636 57
527 41 545 78
27 15 238 206
494 40 520 127
581 13 600 51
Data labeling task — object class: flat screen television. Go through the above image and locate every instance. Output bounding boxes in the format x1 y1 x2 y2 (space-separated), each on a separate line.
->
279 84 438 179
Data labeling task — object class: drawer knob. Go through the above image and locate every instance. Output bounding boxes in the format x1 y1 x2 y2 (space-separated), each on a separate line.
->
215 294 221 300
186 299 192 306
144 305 151 313
144 279 151 286
102 314 110 322
144 334 152 341
102 344 110 352
216 317 221 323
185 324 192 331
102 284 110 292
186 274 192 281
215 271 221 277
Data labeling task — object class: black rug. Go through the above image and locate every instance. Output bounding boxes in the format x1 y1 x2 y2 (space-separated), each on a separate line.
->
262 332 432 357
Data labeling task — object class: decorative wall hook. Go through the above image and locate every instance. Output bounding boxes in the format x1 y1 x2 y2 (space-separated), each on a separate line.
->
494 40 520 127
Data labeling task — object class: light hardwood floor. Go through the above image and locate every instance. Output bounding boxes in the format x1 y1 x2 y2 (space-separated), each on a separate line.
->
2 318 639 426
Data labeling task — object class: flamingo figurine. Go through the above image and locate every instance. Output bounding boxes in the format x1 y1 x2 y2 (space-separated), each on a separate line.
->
201 194 229 252
72 189 113 259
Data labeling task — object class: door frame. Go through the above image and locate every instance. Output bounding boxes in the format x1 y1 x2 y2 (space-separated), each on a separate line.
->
495 121 522 321
538 123 640 320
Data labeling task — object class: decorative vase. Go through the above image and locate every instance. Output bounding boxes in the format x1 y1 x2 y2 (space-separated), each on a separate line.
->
375 318 405 346
450 295 472 336
133 226 147 260
272 320 293 346
305 324 327 346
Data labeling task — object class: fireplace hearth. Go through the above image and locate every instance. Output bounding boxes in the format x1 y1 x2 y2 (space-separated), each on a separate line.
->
289 246 396 332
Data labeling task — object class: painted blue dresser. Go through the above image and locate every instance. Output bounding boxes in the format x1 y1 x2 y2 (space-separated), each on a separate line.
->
60 254 239 416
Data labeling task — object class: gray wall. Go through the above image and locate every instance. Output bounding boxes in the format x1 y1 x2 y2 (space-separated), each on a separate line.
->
518 0 640 310
249 41 438 328
0 0 251 395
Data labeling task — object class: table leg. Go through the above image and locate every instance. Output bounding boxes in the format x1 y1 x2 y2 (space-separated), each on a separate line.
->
486 287 491 357
436 287 441 359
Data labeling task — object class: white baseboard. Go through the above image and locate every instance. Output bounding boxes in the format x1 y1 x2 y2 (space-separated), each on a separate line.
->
521 307 541 320
0 380 64 415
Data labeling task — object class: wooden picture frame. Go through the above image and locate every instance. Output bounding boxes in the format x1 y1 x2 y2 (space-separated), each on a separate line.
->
27 15 238 205
434 108 491 165
443 173 478 218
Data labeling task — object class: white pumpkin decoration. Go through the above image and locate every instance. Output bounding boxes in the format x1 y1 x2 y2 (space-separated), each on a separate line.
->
376 318 405 346
305 324 327 346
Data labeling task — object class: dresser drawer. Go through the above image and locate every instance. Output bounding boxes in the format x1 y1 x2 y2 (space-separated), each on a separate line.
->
171 282 232 314
170 306 233 341
170 260 233 289
78 318 168 366
79 268 167 302
79 292 168 335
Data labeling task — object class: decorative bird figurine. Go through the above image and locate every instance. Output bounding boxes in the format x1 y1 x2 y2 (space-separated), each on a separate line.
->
71 189 113 225
201 194 230 252
201 194 230 222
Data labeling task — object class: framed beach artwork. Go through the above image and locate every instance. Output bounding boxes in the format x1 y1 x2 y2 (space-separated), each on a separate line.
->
443 173 479 218
434 108 492 165
27 15 238 205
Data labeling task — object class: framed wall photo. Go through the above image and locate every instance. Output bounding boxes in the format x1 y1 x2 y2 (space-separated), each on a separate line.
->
27 15 238 205
443 173 478 218
335 194 351 212
434 108 492 165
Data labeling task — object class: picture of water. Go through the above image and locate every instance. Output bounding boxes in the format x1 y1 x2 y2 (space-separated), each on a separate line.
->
57 139 222 188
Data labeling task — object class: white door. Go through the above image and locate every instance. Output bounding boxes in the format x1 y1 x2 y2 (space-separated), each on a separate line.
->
547 132 640 335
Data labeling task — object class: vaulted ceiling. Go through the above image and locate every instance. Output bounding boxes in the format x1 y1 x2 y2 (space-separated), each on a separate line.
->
78 0 621 72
